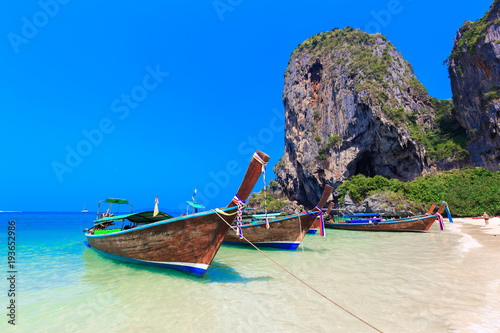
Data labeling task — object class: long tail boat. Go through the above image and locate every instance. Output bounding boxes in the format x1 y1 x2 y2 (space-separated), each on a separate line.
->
324 202 451 232
308 202 335 234
84 150 270 277
223 185 333 250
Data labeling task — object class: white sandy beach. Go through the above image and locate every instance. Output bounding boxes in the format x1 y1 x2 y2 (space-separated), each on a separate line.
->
451 217 500 236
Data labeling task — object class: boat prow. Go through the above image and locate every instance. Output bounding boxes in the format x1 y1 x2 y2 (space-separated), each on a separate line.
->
308 202 334 234
223 185 333 249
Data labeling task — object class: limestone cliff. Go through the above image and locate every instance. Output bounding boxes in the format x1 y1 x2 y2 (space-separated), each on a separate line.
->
275 28 444 208
448 0 500 170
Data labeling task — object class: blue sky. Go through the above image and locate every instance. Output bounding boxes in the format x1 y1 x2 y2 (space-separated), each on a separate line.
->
0 0 494 212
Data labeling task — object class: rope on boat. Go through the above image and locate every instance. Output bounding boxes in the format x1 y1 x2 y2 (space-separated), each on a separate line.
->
213 210 384 333
232 195 246 238
215 208 238 216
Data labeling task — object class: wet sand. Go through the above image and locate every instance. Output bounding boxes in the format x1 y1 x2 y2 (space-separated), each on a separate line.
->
440 217 500 332
452 217 500 236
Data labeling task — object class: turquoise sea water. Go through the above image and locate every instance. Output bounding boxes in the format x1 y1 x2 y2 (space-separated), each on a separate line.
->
1 212 499 332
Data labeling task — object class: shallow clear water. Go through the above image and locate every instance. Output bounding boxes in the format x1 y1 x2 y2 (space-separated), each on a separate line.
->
1 213 499 332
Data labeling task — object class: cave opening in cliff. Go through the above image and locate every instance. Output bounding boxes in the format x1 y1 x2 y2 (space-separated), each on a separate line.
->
309 60 323 84
353 152 376 178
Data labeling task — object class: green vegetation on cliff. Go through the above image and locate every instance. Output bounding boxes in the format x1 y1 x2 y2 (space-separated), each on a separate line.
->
338 167 500 216
414 98 469 162
484 86 500 109
286 27 425 108
317 135 341 160
248 181 289 211
447 0 500 61
381 98 469 162
274 157 285 172
287 27 386 69
427 98 469 161
287 28 396 101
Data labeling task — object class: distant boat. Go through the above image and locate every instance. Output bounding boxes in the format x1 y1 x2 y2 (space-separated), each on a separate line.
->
324 202 450 232
223 185 333 249
81 204 88 213
83 151 269 277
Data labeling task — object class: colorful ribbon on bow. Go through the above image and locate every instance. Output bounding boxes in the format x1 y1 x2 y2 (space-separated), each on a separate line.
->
253 152 269 229
436 213 444 231
304 206 325 237
442 201 453 223
427 202 438 215
232 195 245 238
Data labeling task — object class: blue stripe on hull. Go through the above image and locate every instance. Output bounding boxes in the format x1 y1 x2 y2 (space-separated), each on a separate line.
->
223 241 300 250
86 243 207 277
307 229 318 234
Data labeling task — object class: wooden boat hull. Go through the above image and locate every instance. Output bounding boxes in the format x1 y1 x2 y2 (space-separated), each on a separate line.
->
324 214 438 232
223 185 333 249
223 213 316 250
86 207 238 277
308 217 321 234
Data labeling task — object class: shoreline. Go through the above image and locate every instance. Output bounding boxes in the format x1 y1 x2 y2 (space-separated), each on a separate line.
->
449 217 500 236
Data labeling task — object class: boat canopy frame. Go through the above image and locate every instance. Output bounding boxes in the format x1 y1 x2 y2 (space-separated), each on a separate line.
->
186 201 205 214
93 211 174 226
96 198 133 221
